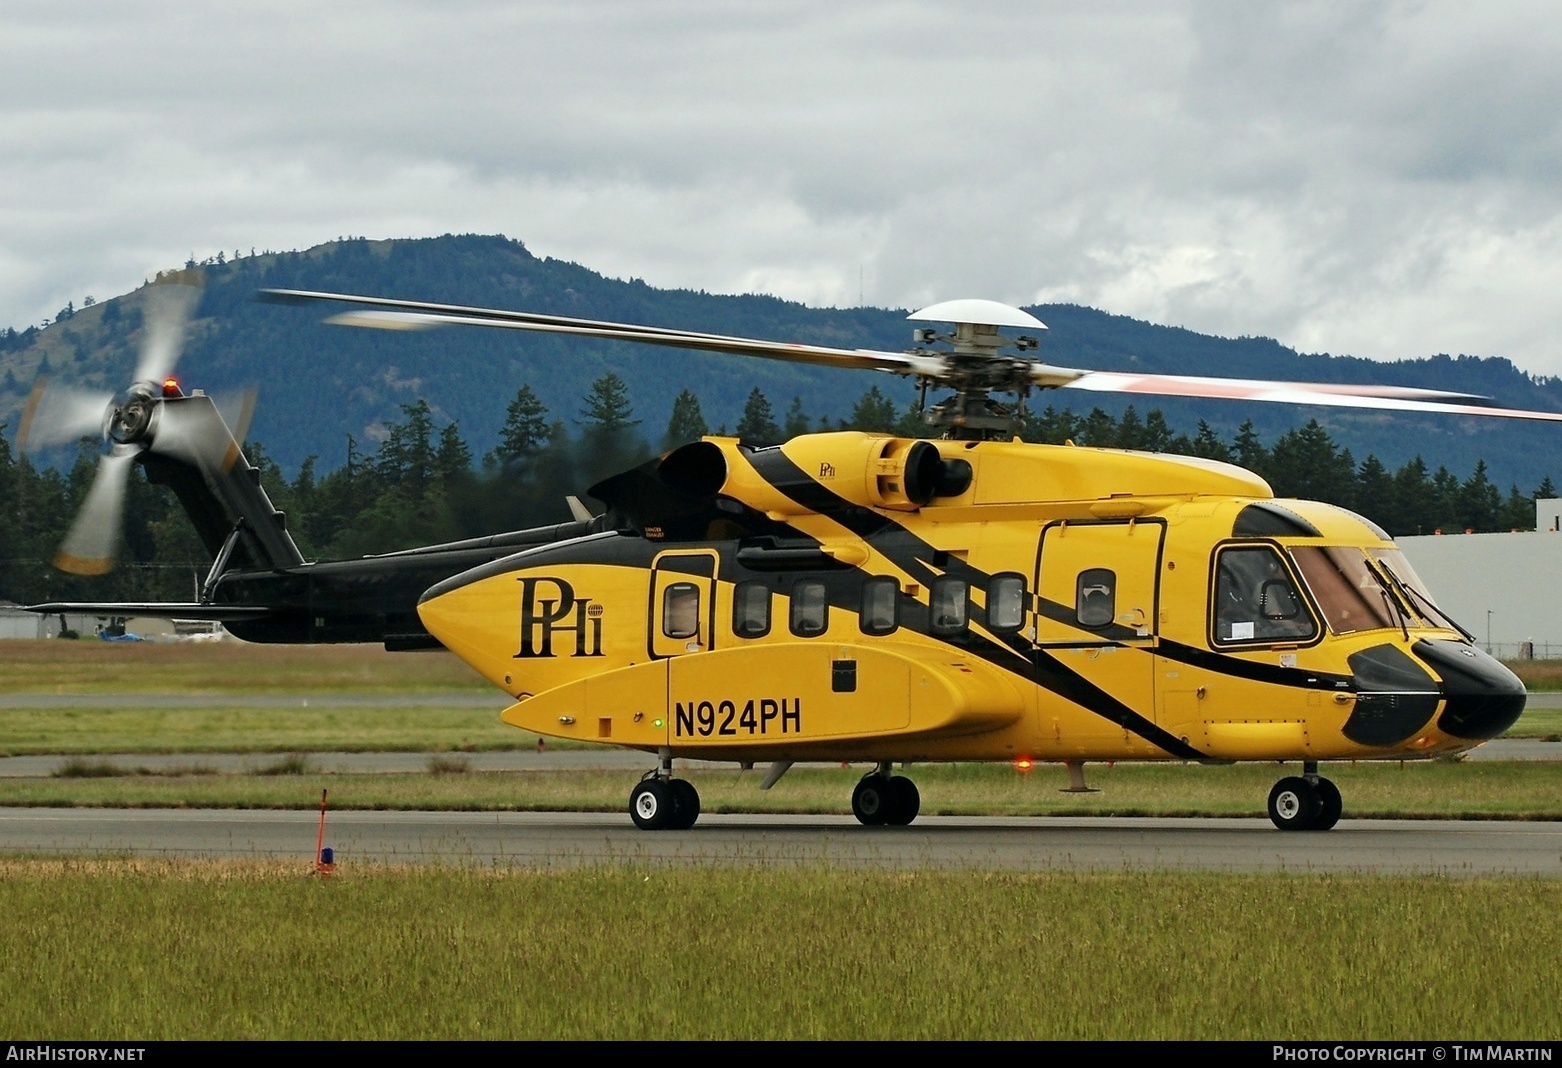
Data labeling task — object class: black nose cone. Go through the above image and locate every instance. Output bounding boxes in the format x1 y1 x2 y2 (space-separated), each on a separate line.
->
1414 639 1527 740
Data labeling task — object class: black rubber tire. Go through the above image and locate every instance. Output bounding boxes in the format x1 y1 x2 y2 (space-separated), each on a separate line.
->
851 775 890 826
1313 777 1342 831
630 779 674 830
669 778 701 830
1267 776 1323 831
884 776 921 826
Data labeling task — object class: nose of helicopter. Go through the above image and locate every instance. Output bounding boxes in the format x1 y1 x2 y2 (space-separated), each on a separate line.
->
1344 640 1525 747
1413 639 1527 741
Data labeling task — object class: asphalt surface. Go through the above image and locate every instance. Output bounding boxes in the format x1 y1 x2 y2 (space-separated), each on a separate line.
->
2 808 1558 875
0 737 1555 778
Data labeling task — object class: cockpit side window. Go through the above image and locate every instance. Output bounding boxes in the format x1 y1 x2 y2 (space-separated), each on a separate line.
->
1213 546 1318 645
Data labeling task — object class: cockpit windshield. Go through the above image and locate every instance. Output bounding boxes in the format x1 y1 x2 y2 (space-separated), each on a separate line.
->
1288 546 1401 635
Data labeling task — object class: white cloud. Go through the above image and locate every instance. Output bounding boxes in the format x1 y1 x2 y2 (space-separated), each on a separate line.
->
4 0 1562 375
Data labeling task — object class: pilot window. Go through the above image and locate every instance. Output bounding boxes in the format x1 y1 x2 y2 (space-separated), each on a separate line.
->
987 573 1026 631
662 582 700 640
1076 569 1115 629
930 577 968 636
790 580 828 637
732 581 771 639
1290 546 1399 635
860 577 899 636
1213 546 1318 644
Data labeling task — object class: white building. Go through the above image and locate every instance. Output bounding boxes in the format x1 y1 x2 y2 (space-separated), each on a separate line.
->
1396 499 1562 657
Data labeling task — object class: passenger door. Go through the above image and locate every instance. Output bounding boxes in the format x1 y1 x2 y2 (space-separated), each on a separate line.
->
1032 519 1164 749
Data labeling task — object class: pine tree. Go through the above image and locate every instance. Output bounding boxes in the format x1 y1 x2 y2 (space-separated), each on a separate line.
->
783 397 811 440
579 374 638 432
734 387 779 442
489 386 550 469
663 389 709 449
847 386 898 433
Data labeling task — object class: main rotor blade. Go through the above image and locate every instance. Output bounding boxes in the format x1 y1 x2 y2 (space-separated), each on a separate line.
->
261 288 943 377
54 451 135 575
134 275 202 384
16 379 112 451
1058 369 1562 422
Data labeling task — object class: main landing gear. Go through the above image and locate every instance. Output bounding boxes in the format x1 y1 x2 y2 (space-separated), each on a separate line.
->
629 749 700 830
1267 762 1342 831
852 764 921 827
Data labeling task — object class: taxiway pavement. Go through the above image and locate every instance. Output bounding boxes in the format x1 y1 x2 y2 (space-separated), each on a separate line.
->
1 807 1558 875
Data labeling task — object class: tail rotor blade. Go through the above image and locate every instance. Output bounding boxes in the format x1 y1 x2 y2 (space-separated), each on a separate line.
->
16 379 113 452
54 451 136 575
214 385 259 446
134 273 202 384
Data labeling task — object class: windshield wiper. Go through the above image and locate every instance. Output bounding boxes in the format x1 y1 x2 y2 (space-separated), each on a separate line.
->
1361 557 1410 641
1376 560 1477 643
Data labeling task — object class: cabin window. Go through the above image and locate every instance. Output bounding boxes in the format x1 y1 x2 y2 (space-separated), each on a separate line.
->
860 577 899 636
930 577 968 636
1214 547 1318 644
1289 547 1397 636
1076 569 1116 629
790 580 829 637
662 582 701 640
732 581 771 639
987 573 1026 632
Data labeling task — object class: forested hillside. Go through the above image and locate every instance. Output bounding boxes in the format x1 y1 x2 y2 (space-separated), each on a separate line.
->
1 233 1559 605
3 233 1561 485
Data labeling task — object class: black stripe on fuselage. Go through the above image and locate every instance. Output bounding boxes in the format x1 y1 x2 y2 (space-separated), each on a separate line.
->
744 447 1206 760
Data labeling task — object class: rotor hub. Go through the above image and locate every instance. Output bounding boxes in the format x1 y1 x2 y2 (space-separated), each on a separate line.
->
106 388 157 446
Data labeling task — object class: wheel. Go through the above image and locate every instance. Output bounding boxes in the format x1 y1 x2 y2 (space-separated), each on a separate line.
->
668 778 701 830
1313 777 1342 831
884 776 920 826
630 779 674 830
1267 776 1322 831
851 775 890 826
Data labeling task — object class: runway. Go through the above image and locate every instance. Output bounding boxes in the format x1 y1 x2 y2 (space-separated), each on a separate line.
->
3 807 1560 875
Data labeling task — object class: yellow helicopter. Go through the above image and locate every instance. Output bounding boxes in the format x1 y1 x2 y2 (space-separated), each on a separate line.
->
30 285 1560 832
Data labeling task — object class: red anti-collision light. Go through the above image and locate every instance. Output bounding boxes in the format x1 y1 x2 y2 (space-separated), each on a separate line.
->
161 378 182 398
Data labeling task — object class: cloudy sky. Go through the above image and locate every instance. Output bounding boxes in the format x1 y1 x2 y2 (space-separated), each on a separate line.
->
4 1 1562 374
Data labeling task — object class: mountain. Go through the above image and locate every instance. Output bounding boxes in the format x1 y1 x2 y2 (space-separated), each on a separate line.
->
4 234 1560 490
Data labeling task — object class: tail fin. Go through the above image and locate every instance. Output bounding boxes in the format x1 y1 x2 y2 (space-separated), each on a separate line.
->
138 393 305 572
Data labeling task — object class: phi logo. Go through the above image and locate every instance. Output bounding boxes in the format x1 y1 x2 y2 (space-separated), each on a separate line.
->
514 576 605 658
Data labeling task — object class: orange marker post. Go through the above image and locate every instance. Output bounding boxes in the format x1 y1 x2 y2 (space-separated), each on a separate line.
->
312 788 335 877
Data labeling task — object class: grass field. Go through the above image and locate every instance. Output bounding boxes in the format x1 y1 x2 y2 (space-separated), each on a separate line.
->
1 860 1557 1040
0 639 488 695
7 758 1562 821
0 702 530 755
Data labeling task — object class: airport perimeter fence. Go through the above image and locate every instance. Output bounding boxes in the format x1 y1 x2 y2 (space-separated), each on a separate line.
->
1490 641 1562 660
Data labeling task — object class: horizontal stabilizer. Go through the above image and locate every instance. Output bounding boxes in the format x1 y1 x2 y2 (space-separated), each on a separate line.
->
25 602 273 622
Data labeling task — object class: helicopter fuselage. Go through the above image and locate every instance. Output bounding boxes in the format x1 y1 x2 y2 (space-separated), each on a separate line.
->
416 431 1524 770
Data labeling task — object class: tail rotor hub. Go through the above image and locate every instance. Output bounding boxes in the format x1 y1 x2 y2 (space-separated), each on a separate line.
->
106 387 158 446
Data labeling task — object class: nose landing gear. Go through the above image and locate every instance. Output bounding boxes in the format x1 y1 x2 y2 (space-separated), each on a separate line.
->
1267 763 1342 831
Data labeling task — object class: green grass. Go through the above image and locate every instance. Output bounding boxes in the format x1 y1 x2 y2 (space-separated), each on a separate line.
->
0 860 1557 1040
7 759 1562 820
1507 658 1562 692
0 703 539 755
1508 703 1562 739
0 639 489 695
